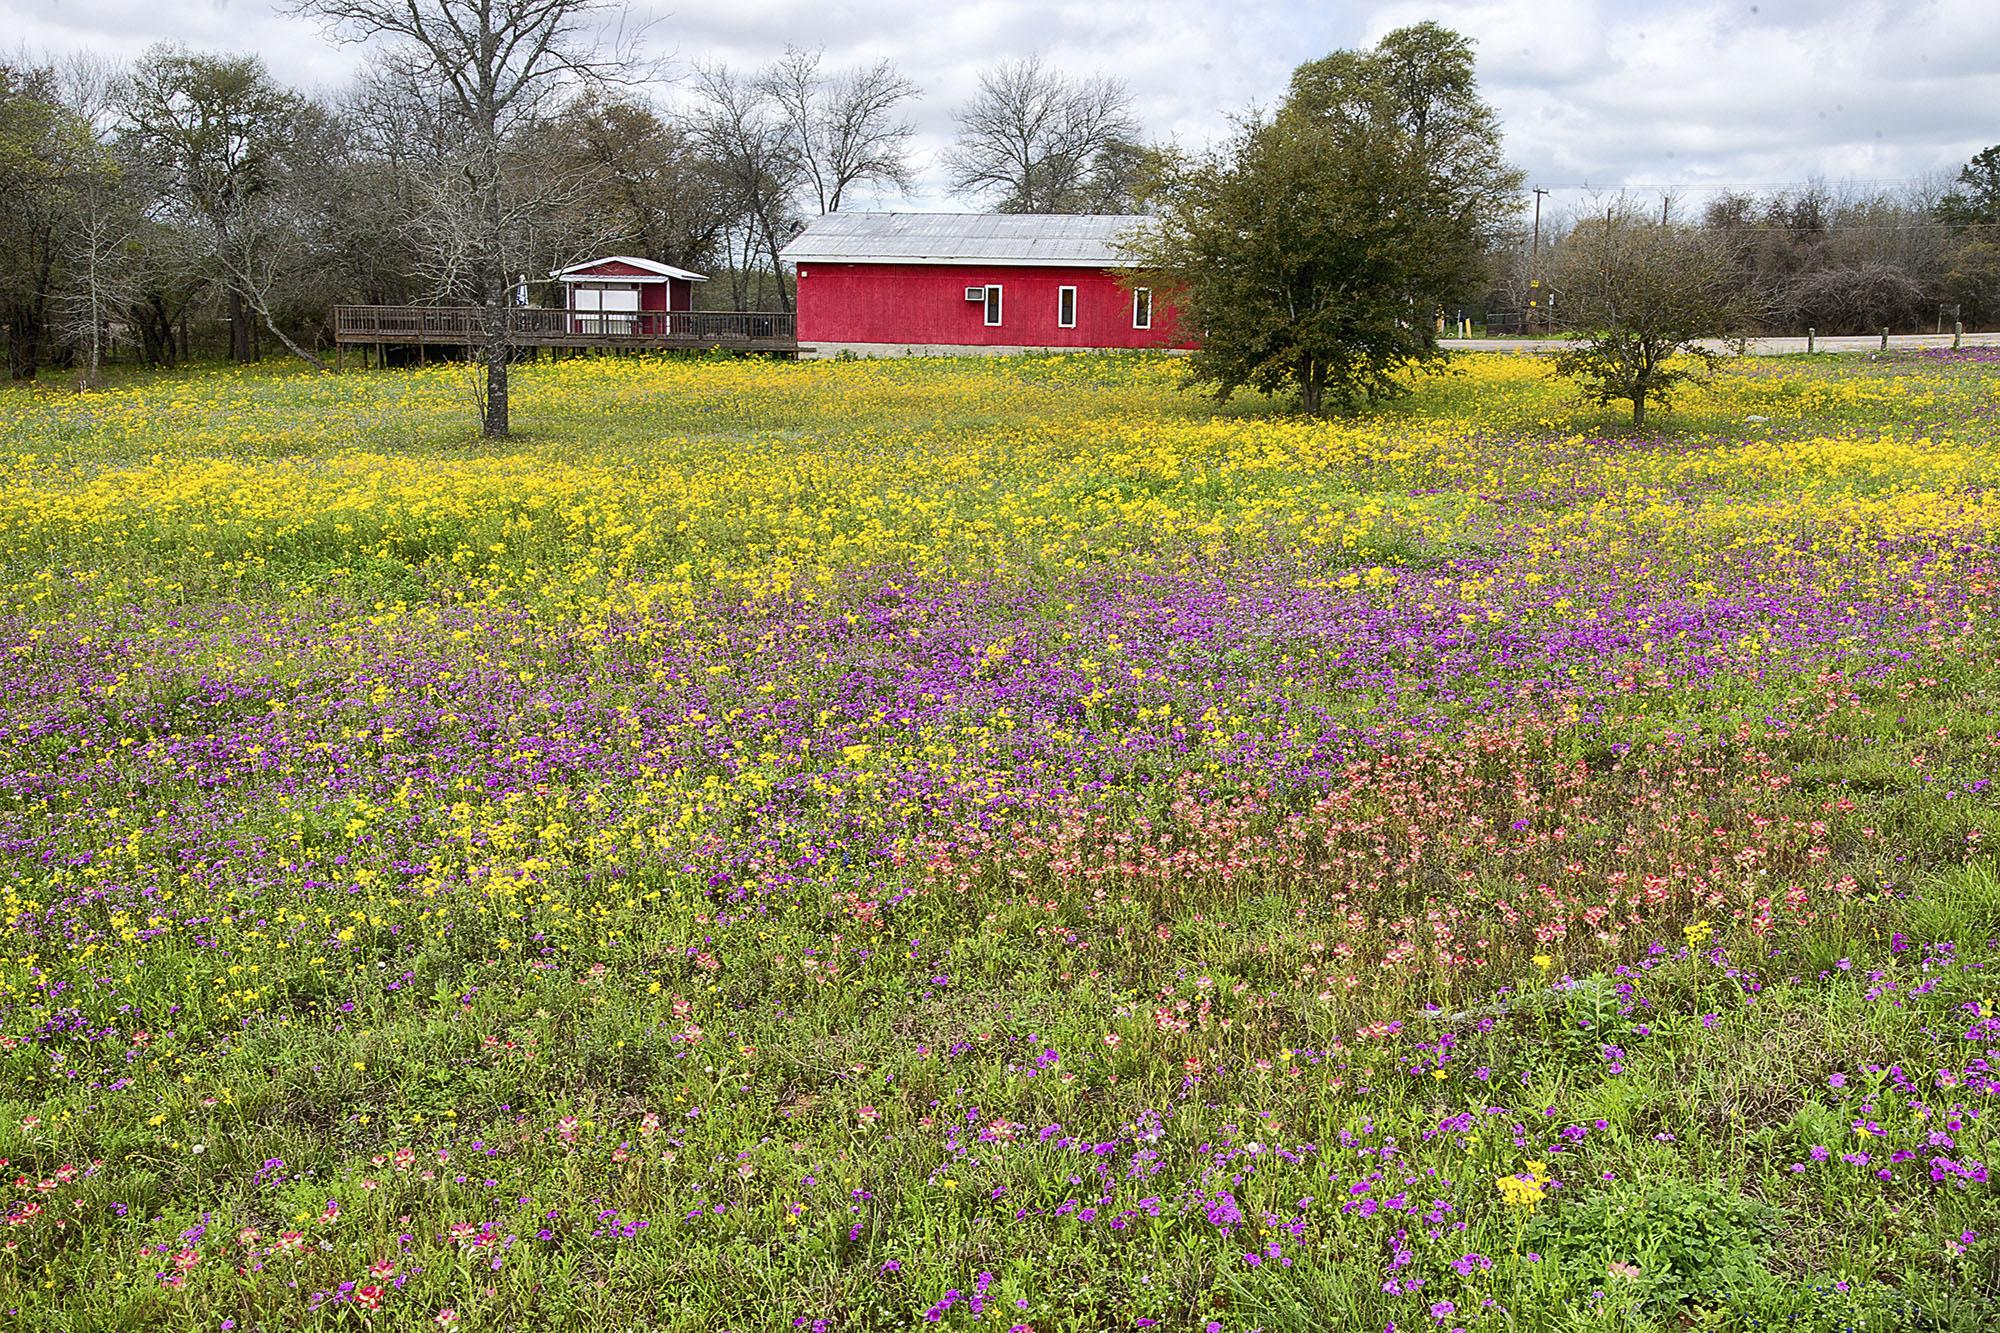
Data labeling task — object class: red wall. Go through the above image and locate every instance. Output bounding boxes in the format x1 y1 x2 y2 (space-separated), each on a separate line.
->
631 281 694 311
794 263 1187 349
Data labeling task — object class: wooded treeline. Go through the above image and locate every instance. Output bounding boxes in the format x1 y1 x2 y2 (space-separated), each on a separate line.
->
0 42 932 379
0 30 1176 381
1484 162 2000 335
0 41 1001 378
4 30 1996 381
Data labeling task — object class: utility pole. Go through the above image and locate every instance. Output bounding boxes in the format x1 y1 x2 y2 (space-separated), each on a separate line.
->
1529 187 1548 333
1661 194 1670 225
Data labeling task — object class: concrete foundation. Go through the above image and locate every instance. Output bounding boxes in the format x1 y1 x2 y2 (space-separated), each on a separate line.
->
799 341 1188 360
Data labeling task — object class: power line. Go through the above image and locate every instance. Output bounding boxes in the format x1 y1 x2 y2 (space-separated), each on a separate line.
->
1698 219 2000 232
1531 176 1954 192
1526 218 2000 234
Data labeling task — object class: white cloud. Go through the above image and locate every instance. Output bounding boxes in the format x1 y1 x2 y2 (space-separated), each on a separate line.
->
11 0 359 91
10 0 1998 210
1365 0 2000 206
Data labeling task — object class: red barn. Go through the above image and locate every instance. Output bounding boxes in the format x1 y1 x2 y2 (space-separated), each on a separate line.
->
551 256 706 335
779 213 1186 357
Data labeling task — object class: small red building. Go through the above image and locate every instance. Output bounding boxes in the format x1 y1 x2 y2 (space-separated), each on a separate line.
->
779 213 1185 357
551 256 706 335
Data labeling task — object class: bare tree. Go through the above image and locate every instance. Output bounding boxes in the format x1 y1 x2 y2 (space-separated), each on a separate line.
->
690 65 802 311
292 0 648 437
1680 177 1972 333
55 142 136 387
762 47 916 214
332 67 468 305
50 56 143 385
943 56 1138 213
1547 204 1763 427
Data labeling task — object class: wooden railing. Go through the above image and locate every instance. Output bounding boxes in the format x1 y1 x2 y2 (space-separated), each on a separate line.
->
332 305 796 347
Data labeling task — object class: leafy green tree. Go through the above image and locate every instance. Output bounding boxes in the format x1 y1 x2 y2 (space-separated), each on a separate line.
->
529 92 730 278
1937 146 2000 323
0 65 97 380
120 47 329 368
1128 23 1520 415
1941 234 2000 326
1547 208 1760 427
1937 145 2000 228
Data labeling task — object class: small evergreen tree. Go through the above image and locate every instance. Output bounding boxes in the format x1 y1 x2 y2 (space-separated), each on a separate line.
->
1938 145 2000 325
1937 145 2000 229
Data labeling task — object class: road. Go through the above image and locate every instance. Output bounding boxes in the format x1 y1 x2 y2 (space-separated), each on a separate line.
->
1439 332 2000 355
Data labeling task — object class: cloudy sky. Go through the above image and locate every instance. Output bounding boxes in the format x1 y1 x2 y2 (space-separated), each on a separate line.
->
12 0 1999 214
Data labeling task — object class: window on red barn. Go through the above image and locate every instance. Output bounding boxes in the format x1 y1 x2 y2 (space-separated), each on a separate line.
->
984 285 1004 327
1058 286 1077 328
1132 288 1152 330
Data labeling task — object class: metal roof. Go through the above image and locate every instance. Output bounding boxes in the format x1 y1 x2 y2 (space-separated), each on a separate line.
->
779 213 1152 268
550 255 709 282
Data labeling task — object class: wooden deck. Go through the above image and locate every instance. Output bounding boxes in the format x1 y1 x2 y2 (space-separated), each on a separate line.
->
331 305 797 357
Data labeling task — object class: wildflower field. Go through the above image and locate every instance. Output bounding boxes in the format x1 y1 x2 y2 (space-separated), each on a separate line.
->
2 349 1998 1331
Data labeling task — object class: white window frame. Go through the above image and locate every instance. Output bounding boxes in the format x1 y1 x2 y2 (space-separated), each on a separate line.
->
984 284 1004 327
1057 285 1077 329
1132 287 1152 330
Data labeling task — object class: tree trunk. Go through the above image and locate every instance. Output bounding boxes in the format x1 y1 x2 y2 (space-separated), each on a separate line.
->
731 226 753 312
137 301 163 366
481 291 509 438
138 294 177 367
229 288 251 362
762 221 793 313
477 117 510 439
83 251 103 390
479 213 510 437
1297 354 1324 415
255 300 330 373
6 307 44 381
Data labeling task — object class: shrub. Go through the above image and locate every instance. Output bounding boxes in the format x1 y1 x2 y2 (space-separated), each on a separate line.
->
1530 1180 1778 1309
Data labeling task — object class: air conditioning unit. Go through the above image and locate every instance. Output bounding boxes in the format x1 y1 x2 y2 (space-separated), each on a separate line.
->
965 286 987 301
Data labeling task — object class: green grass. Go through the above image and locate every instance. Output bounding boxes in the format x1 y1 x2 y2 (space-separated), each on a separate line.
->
0 350 1997 1331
